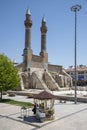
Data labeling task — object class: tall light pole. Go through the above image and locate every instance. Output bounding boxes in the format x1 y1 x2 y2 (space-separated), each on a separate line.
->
71 5 82 104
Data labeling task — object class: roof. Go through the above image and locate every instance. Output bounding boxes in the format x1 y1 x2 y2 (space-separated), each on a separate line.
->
26 9 31 15
65 67 87 72
42 16 46 22
33 91 55 100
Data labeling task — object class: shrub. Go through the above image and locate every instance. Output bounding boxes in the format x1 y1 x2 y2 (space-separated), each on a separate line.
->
2 91 7 95
8 92 16 97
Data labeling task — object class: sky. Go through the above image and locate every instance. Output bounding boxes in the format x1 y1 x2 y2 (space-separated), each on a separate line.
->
0 0 87 68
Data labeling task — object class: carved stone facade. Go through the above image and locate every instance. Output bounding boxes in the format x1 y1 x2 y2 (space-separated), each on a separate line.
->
16 9 72 91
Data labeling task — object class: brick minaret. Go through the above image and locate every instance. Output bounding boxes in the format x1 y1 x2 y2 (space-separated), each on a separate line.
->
40 17 48 64
23 9 32 71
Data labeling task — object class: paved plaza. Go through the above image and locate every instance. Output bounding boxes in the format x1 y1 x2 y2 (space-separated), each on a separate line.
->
0 92 87 130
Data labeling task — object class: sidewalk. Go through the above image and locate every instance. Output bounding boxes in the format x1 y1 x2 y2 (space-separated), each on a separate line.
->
0 94 87 130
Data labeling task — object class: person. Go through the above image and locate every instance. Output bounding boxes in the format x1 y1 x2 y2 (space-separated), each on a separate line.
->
32 103 37 114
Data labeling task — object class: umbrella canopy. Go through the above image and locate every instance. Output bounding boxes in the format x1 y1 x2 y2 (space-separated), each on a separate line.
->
33 91 55 100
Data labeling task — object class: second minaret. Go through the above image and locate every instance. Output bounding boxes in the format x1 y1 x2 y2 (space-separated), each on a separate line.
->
40 17 47 54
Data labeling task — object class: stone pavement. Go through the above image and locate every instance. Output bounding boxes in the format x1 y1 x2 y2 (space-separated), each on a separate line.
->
0 93 87 130
0 103 36 130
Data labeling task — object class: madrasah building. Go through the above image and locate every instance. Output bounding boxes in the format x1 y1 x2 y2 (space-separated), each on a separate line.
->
16 9 72 91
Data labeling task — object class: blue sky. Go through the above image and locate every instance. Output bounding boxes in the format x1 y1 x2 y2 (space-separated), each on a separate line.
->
0 0 87 68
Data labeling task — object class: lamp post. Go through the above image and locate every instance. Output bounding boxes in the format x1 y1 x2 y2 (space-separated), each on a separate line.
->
71 5 82 104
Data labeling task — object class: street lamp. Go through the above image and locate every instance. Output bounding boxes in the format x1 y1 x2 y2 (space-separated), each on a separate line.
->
71 5 82 104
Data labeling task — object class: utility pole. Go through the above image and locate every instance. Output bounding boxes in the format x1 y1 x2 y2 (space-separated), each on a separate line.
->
71 5 82 104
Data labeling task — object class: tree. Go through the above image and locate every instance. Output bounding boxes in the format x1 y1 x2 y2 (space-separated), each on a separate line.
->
0 54 20 100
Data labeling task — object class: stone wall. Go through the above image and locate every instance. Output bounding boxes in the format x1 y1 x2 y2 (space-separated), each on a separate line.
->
32 55 42 62
31 61 43 68
48 64 62 74
30 72 44 89
43 71 60 90
17 62 62 74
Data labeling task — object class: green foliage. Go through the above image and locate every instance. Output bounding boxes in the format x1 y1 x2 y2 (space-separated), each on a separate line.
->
0 99 33 108
0 54 20 91
48 109 54 115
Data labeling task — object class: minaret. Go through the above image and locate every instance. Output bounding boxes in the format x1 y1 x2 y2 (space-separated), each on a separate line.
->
40 17 48 64
24 9 32 49
23 9 32 71
40 17 47 54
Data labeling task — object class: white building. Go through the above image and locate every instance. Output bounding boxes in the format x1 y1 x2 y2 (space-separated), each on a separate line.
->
65 65 87 86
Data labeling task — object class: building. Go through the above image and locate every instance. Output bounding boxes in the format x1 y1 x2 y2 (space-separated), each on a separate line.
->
65 65 87 86
16 9 72 91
